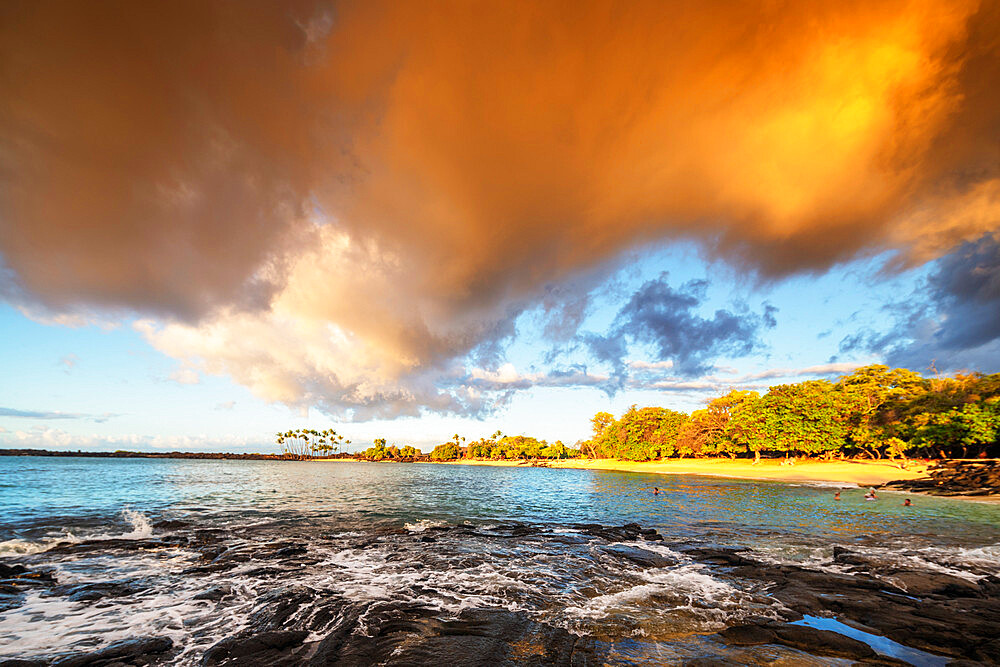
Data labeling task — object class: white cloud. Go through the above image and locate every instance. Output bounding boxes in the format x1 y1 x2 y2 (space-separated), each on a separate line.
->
735 362 864 382
168 366 200 385
1 427 268 452
627 359 674 370
136 226 517 420
59 353 78 372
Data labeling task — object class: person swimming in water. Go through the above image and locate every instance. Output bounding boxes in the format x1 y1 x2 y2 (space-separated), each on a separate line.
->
904 498 912 506
864 487 878 500
653 487 660 495
834 491 841 500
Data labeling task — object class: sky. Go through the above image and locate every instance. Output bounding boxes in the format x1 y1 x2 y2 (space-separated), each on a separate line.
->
1 0 998 453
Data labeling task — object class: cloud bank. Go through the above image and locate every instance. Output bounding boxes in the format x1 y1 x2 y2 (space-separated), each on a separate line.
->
843 233 1000 372
2 0 998 416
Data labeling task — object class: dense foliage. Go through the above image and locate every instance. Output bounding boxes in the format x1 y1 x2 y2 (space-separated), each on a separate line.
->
604 366 1000 461
585 406 688 461
428 432 579 461
278 366 999 463
356 438 421 461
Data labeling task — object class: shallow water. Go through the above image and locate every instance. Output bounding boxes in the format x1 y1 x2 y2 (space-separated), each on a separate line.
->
2 458 999 664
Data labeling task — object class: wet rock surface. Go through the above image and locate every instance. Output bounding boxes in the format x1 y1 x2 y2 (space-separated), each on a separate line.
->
719 621 880 660
43 637 174 667
2 520 998 665
0 563 57 612
882 460 1000 496
202 605 596 667
686 544 1000 664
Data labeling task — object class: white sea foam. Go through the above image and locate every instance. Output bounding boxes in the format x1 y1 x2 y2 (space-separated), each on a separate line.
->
0 531 79 557
0 509 151 558
562 564 739 621
749 541 1000 581
120 508 154 539
403 519 446 532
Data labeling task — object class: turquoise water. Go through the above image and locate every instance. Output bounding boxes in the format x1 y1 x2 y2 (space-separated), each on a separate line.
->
3 458 1000 552
2 458 999 664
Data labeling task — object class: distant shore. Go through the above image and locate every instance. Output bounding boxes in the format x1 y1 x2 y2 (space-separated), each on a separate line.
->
0 448 349 461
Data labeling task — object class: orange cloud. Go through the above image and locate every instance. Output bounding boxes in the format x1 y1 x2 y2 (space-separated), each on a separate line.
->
1 0 997 415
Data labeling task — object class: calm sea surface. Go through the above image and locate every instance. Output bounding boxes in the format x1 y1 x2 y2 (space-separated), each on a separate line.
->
2 458 999 664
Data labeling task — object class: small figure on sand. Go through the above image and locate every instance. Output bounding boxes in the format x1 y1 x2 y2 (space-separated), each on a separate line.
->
833 491 841 500
864 487 878 500
903 498 912 506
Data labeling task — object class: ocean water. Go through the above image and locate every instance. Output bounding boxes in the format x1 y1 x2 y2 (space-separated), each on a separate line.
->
1 457 999 664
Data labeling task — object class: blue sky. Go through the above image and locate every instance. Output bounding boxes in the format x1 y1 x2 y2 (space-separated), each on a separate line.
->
2 243 948 453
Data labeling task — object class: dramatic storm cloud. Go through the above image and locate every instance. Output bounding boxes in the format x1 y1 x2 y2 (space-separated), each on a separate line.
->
845 233 1000 372
2 0 999 416
582 275 776 380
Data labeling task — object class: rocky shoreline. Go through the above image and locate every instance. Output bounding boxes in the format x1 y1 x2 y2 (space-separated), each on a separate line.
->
881 460 1000 497
2 521 997 665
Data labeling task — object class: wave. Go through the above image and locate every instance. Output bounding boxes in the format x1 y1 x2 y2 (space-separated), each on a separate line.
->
0 532 78 556
120 508 153 539
0 509 153 557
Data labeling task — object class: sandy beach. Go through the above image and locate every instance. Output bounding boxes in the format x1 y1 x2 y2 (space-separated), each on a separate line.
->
435 457 930 487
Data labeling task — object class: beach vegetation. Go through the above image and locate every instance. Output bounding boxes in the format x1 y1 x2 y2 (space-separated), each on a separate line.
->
431 441 461 460
356 439 423 461
276 367 999 465
573 366 1000 462
275 428 349 458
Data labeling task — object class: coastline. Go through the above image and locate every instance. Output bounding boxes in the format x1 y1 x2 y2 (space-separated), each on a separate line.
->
435 457 930 487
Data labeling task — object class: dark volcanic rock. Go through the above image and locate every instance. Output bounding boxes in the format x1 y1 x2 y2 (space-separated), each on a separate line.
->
193 585 233 601
572 522 664 543
720 622 878 660
51 636 173 666
49 580 145 602
772 624 878 660
0 564 58 611
682 547 756 567
689 546 1000 663
201 598 597 666
202 630 309 666
0 564 29 578
323 607 596 666
881 460 1000 496
47 538 184 555
889 571 982 598
600 544 676 568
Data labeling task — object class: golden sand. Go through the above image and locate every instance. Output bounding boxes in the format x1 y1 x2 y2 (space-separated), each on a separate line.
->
435 457 930 486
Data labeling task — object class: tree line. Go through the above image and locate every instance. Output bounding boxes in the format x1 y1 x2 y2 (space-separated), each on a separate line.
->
275 428 350 458
355 438 422 461
584 366 1000 462
429 432 578 461
426 366 999 462
276 366 999 463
